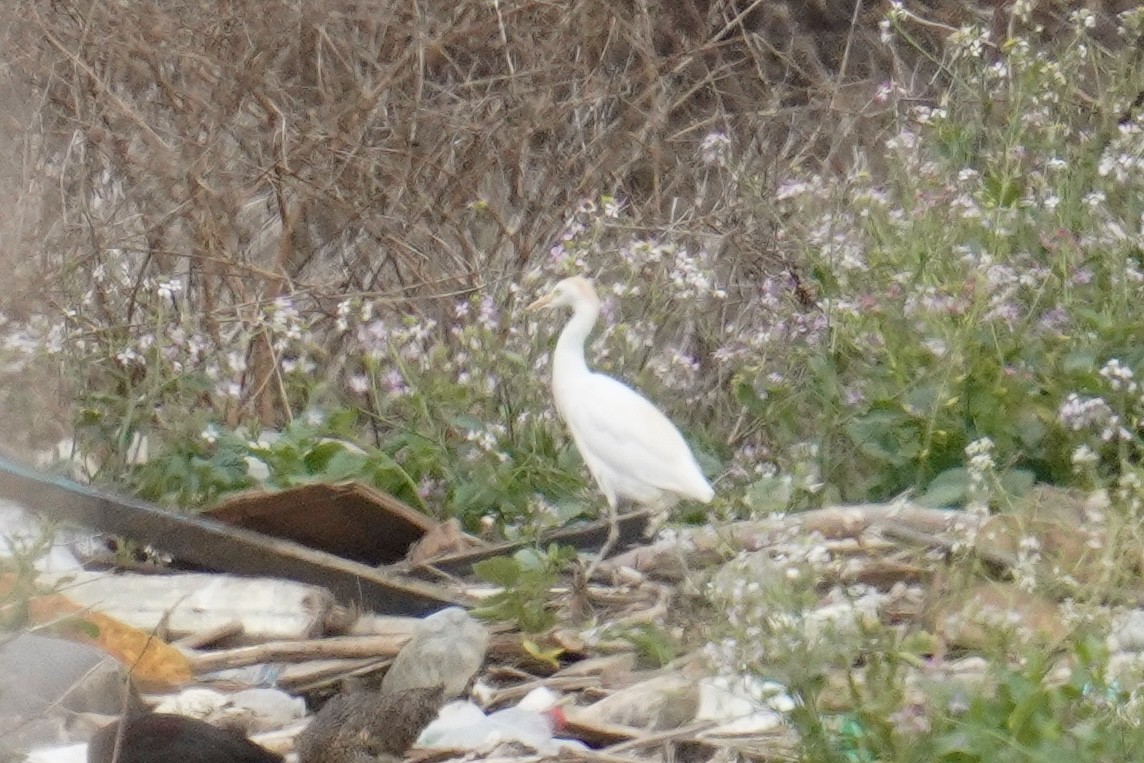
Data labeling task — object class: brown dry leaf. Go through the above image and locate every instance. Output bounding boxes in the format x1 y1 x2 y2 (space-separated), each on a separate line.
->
25 592 194 690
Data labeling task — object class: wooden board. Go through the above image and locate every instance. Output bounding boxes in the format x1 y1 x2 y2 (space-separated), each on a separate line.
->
0 456 468 616
207 482 437 566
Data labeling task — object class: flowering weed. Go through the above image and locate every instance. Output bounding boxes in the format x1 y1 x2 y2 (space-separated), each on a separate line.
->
1 0 1143 549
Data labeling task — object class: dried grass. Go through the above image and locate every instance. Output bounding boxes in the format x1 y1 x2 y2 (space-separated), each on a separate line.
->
0 0 1133 432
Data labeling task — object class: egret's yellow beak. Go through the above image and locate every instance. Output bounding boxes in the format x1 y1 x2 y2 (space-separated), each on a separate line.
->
527 293 555 311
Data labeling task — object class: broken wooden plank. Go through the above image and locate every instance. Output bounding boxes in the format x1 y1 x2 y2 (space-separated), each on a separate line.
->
0 455 468 615
207 482 438 565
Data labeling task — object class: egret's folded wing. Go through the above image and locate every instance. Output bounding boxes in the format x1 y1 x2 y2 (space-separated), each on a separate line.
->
563 373 710 500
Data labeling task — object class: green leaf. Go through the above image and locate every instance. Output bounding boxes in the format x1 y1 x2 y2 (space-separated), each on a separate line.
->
326 408 359 433
522 638 564 667
905 383 943 414
1013 408 1048 449
1006 689 1049 743
999 468 1034 497
845 406 919 466
303 440 350 473
450 414 486 432
473 556 522 586
1061 350 1097 375
733 377 768 417
918 467 970 507
469 594 513 624
543 543 578 565
983 173 1021 207
516 601 556 633
320 449 369 481
744 473 793 514
931 731 978 760
620 624 680 668
513 547 547 573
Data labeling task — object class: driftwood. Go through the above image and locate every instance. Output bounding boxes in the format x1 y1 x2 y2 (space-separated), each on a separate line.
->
610 503 984 579
189 634 411 673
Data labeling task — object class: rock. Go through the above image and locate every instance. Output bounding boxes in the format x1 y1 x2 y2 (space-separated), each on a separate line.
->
380 607 488 698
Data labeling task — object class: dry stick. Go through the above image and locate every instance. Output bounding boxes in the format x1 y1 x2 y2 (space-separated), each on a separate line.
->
277 657 392 692
604 721 718 754
189 634 410 674
491 0 515 77
566 752 647 763
833 0 864 105
37 26 173 154
601 584 671 629
173 619 245 650
486 675 600 706
875 519 1018 569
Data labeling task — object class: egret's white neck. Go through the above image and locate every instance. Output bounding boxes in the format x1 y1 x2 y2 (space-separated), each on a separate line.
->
554 299 600 378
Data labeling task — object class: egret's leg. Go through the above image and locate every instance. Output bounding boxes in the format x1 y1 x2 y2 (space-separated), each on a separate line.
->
583 501 620 581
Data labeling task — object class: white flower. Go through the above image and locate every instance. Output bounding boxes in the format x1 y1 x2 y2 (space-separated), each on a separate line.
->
879 19 893 45
157 280 182 300
245 456 270 482
1100 358 1137 393
1071 445 1099 466
1059 393 1114 431
699 131 732 167
965 437 995 490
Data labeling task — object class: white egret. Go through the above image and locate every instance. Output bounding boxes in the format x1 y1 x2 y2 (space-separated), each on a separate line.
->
528 276 714 576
